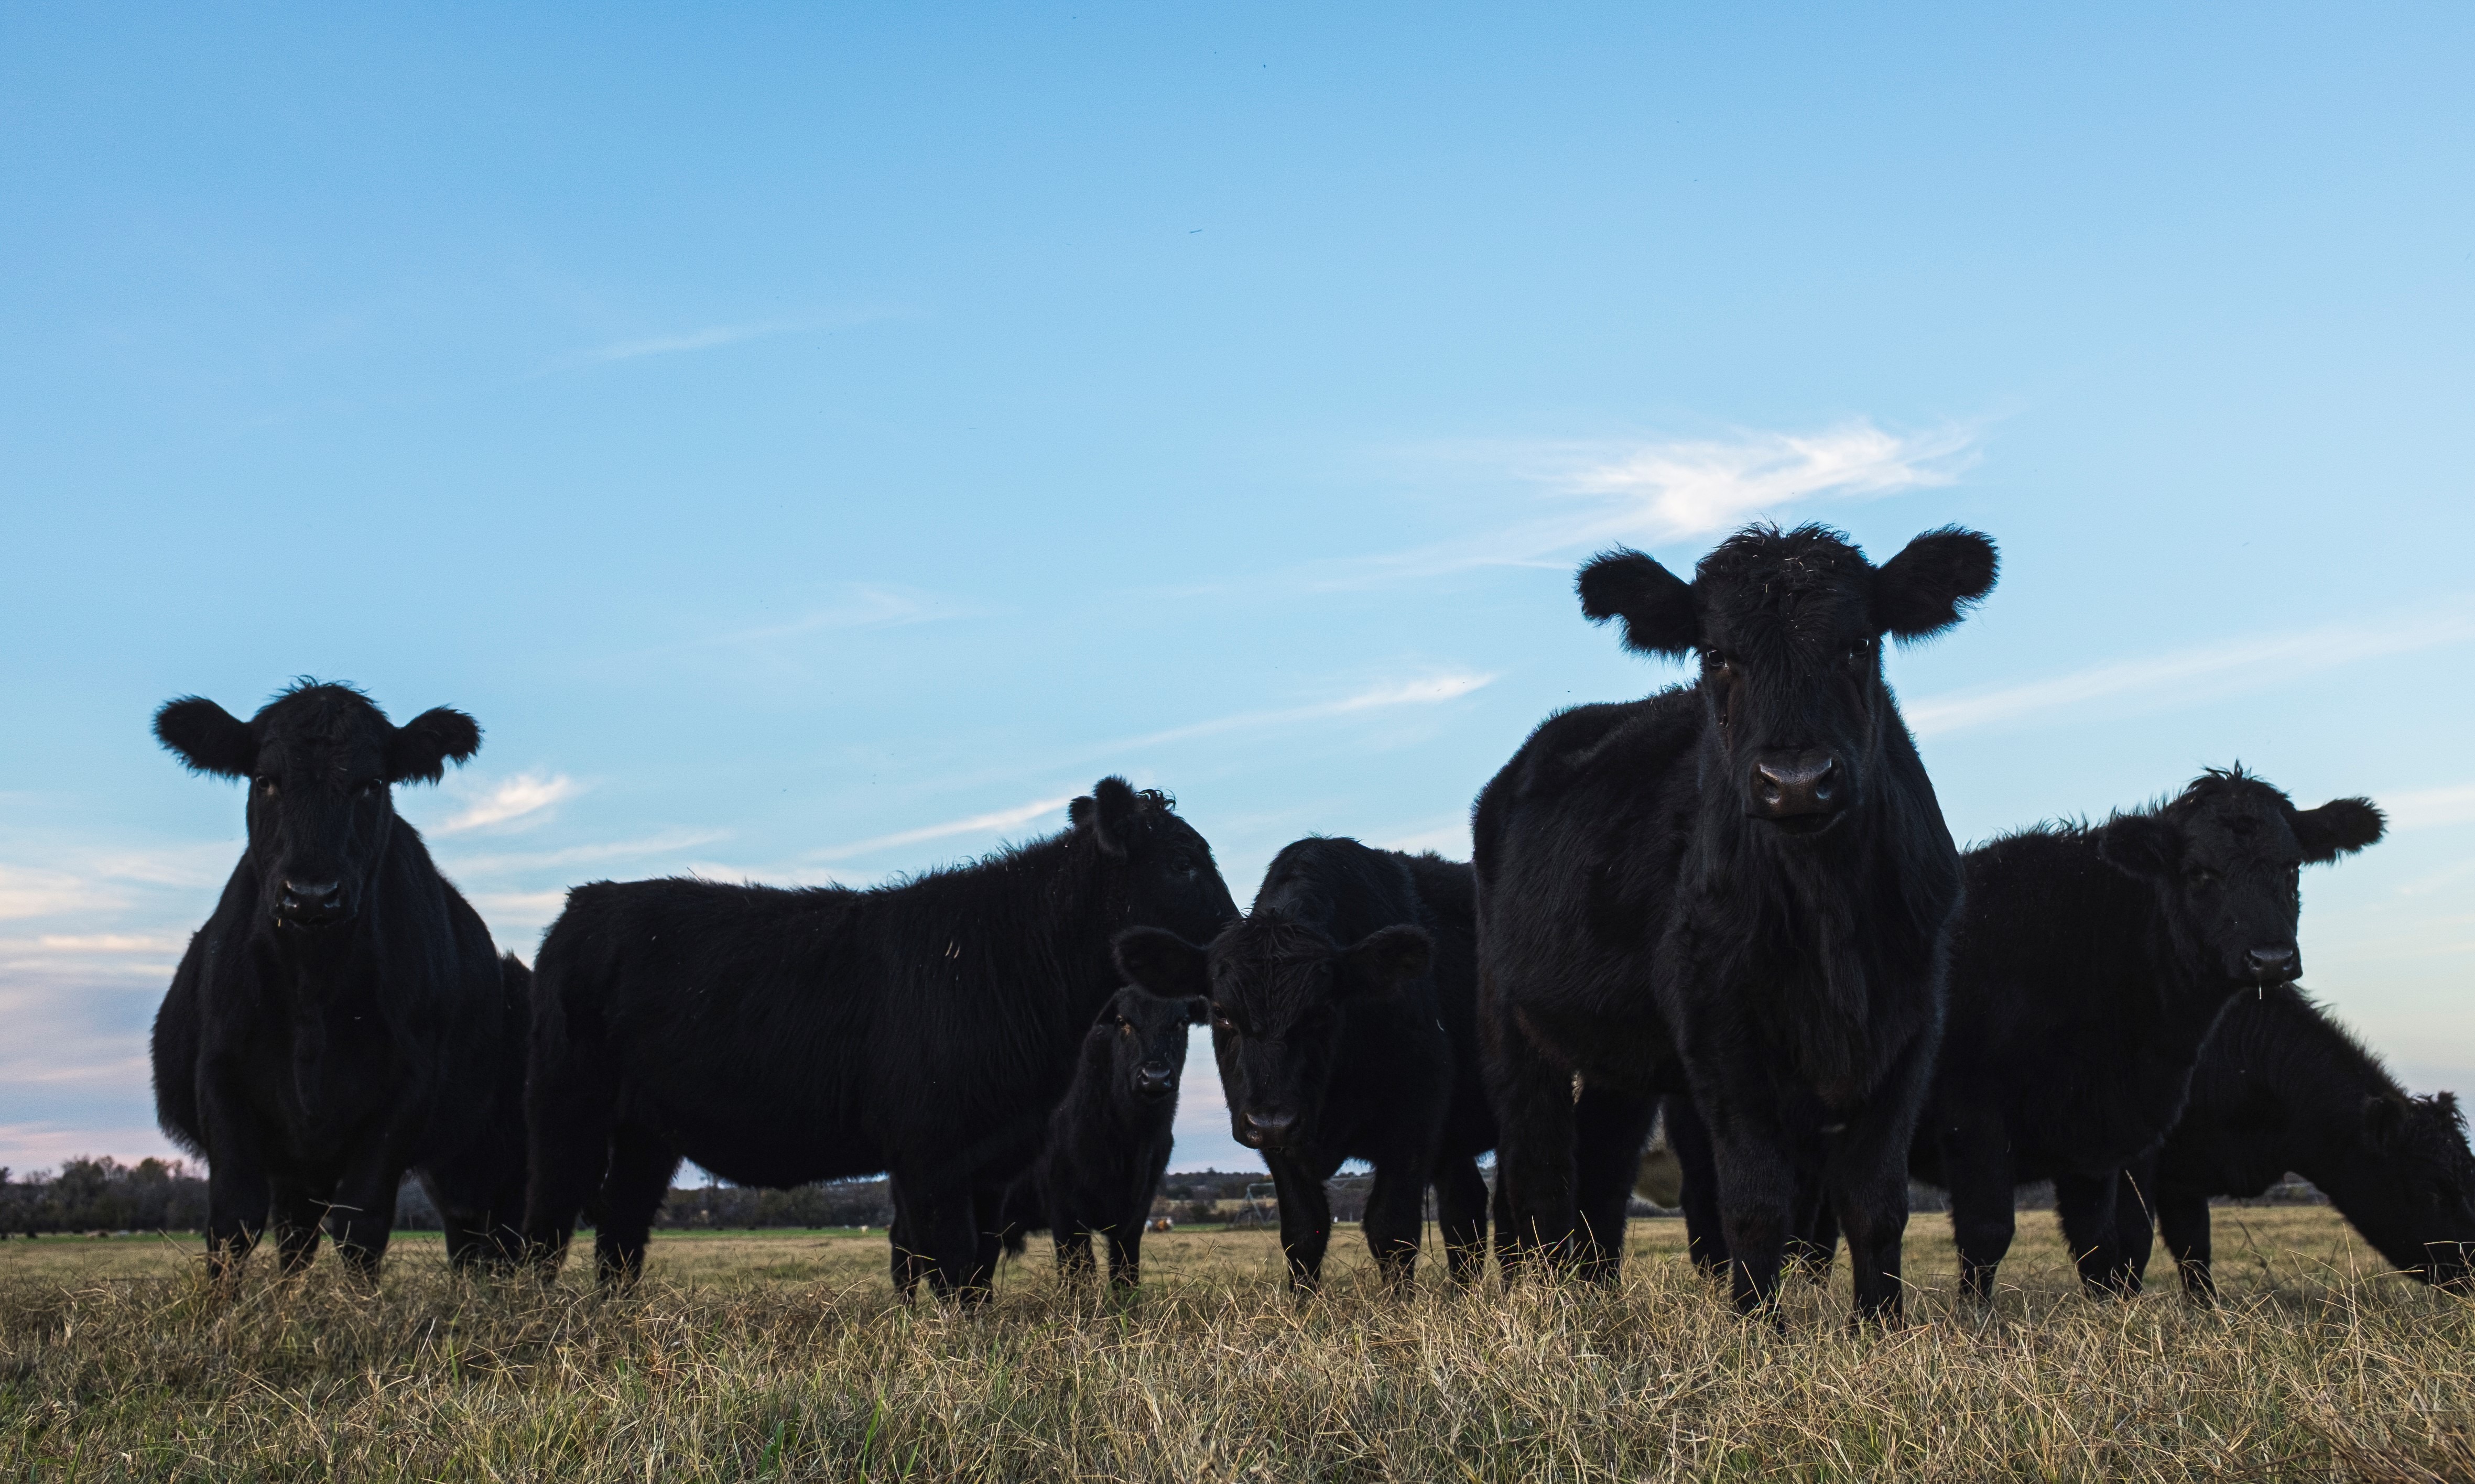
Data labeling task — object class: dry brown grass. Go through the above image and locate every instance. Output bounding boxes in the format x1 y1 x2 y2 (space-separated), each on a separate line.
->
4 1208 2471 1481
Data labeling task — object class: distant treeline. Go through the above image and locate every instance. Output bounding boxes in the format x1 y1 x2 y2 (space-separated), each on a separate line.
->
0 1158 2324 1238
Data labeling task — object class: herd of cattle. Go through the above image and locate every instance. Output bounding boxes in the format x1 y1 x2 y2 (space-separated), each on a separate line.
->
145 522 2475 1322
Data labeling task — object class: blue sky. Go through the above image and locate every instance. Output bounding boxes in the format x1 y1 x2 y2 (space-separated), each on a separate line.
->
4 4 2471 1176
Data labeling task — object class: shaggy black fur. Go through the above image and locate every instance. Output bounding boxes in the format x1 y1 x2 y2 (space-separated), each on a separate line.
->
1912 769 2386 1298
992 985 1204 1288
1474 523 1996 1322
2107 984 2475 1294
147 681 526 1280
1115 839 1497 1291
519 778 1238 1297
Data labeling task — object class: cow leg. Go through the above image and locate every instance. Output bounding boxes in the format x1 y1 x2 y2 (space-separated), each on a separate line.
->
201 1097 273 1285
519 1018 622 1276
1362 1161 1428 1292
1266 1155 1333 1292
900 1177 991 1303
1935 1107 2017 1303
1822 1132 1912 1326
1105 1225 1142 1290
1484 1027 1579 1279
1572 1086 1657 1283
969 1180 1008 1291
325 1147 411 1284
2054 1171 2130 1298
1708 1119 1799 1316
1052 1229 1097 1284
1665 1093 1729 1277
267 1177 325 1276
1434 1155 1491 1286
2112 1159 2157 1294
591 1125 679 1293
2156 1188 2215 1300
1794 1189 1841 1285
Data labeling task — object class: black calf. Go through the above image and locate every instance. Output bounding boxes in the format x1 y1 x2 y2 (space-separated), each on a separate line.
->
1915 769 2385 1298
520 778 1237 1297
995 986 1203 1287
148 681 525 1280
2109 984 2475 1295
1475 524 1996 1322
1116 839 1496 1291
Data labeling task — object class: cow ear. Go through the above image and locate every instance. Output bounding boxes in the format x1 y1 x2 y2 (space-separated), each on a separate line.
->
1338 924 1432 999
386 707 482 785
2294 797 2385 864
2365 1094 2409 1147
2097 813 2179 880
1577 549 1697 658
1185 996 1212 1027
154 697 256 778
1112 927 1210 999
1874 527 1999 641
1070 776 1140 859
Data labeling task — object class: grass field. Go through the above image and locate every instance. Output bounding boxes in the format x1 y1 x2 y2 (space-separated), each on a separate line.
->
5 1208 2471 1481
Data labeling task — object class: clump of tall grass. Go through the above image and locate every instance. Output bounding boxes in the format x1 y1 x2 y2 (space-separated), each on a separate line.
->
3 1214 2470 1481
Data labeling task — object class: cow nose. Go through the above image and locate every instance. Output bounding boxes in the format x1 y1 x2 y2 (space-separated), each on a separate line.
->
2246 946 2297 980
1752 754 1840 819
1244 1111 1298 1147
278 879 347 924
1135 1064 1176 1099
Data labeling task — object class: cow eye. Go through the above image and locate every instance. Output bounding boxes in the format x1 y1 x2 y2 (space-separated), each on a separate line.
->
1703 650 1730 672
357 780 383 798
256 778 279 798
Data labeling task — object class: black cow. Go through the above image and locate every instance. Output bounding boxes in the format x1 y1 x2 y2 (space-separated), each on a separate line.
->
1914 769 2385 1298
1116 838 1496 1291
520 778 1238 1297
993 985 1204 1288
148 681 528 1279
2107 984 2475 1295
1475 523 1997 1321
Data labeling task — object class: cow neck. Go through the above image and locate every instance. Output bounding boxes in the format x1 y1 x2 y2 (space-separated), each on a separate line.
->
2244 992 2397 1199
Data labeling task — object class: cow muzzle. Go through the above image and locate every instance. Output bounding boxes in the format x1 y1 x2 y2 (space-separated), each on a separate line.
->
274 878 353 930
2245 944 2299 984
1134 1064 1177 1101
1241 1109 1300 1150
1747 750 1844 831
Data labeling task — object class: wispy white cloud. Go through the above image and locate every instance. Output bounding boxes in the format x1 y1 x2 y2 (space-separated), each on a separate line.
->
1097 672 1497 755
810 795 1078 865
437 828 731 877
1906 599 2475 737
806 670 1499 868
572 321 791 366
2383 784 2475 833
1544 420 1978 542
27 934 185 955
434 772 579 835
0 1122 189 1171
0 865 91 921
1308 420 1977 590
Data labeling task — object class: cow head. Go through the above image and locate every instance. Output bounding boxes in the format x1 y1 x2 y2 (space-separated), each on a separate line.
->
1112 914 1431 1154
2096 768 2383 987
1578 523 1997 837
1089 985 1209 1109
2342 1090 2475 1286
154 681 479 933
1068 777 1240 946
